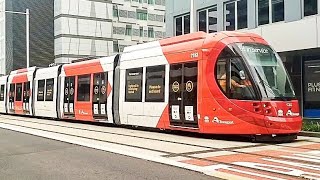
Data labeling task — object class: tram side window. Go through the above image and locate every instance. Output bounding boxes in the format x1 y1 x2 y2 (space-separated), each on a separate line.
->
16 83 22 101
0 85 4 101
45 78 54 101
145 65 165 102
77 75 91 101
125 68 143 102
37 80 45 101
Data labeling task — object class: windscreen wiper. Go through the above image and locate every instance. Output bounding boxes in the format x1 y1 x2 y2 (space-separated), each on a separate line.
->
253 67 272 98
253 67 290 100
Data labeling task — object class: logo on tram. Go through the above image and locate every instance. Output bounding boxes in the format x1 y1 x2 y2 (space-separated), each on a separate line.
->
186 81 194 92
213 117 234 125
101 86 106 95
172 81 180 93
79 110 89 115
286 110 299 117
94 86 99 94
70 88 74 95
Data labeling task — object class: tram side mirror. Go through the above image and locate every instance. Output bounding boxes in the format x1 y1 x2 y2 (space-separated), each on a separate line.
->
239 70 246 80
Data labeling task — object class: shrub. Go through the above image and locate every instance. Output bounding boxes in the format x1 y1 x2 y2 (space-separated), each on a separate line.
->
303 120 320 132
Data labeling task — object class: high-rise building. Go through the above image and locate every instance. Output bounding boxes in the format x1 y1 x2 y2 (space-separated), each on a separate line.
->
0 0 166 74
166 0 320 118
0 0 54 75
54 0 166 64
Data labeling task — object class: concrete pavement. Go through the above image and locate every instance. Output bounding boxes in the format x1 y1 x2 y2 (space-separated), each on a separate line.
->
0 128 216 180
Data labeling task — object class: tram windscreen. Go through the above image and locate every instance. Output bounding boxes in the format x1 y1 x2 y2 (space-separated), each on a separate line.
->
237 43 296 100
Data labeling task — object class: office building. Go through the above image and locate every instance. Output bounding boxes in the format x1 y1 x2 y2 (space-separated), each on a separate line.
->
54 0 166 64
0 0 54 74
0 0 166 73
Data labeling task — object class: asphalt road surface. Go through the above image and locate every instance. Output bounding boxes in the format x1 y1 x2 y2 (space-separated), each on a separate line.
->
0 128 216 180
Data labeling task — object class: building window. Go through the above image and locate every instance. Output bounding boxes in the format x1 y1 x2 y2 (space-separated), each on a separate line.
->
184 14 190 34
198 7 218 33
128 11 136 19
175 16 182 36
37 80 45 101
137 10 148 20
139 27 144 37
45 78 54 101
237 0 248 29
224 0 247 31
304 0 318 17
148 27 154 38
272 0 284 23
113 41 119 53
258 0 284 26
113 5 118 17
198 10 207 32
174 14 190 36
77 75 91 102
145 65 165 102
125 25 132 36
119 10 128 18
148 0 154 5
125 68 143 102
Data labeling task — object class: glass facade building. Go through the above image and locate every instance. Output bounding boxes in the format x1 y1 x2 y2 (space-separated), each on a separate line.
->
0 0 54 74
166 0 320 118
0 0 165 73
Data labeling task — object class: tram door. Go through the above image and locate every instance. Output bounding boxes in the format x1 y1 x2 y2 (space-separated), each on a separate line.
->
92 72 108 120
64 76 75 117
23 82 30 114
9 84 15 112
169 62 198 128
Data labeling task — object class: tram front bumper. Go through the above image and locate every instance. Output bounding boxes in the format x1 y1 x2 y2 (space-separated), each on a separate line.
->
264 116 302 134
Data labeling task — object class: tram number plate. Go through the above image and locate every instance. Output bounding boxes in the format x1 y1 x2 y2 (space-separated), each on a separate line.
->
185 106 194 121
171 105 180 120
94 104 99 114
101 104 106 115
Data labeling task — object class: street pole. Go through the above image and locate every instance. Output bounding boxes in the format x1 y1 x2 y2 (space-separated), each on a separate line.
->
26 9 29 68
0 9 30 68
190 0 195 33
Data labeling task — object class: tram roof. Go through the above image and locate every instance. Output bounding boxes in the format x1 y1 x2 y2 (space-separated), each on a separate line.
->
123 31 265 56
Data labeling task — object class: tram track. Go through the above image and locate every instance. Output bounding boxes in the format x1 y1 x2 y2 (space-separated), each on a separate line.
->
1 115 258 150
0 115 319 179
1 115 319 150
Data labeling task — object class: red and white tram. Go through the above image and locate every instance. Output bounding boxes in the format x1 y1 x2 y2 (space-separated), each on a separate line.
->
0 32 302 141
